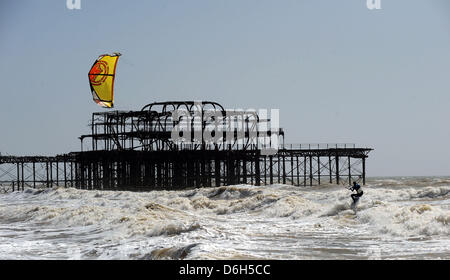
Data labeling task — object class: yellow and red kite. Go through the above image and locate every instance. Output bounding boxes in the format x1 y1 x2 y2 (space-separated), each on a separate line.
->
88 53 121 108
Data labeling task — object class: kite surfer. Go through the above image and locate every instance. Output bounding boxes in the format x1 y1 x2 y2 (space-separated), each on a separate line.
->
348 181 363 203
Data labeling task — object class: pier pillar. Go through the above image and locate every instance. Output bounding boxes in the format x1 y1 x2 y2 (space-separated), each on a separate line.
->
21 162 24 190
64 160 67 187
255 152 260 186
243 158 247 184
328 156 332 184
362 157 366 185
290 154 294 185
309 156 312 186
317 157 320 185
303 156 307 187
348 156 352 186
269 156 273 185
46 162 49 188
264 156 267 185
335 155 340 185
215 158 220 187
33 161 36 189
56 162 59 187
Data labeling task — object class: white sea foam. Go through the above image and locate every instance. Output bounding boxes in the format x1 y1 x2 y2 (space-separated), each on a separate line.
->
0 177 449 259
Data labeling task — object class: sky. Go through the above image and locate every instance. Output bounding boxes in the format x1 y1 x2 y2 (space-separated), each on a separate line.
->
0 0 450 177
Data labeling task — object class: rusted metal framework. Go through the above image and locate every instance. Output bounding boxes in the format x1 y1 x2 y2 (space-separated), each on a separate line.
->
0 155 76 192
0 101 372 192
80 101 280 152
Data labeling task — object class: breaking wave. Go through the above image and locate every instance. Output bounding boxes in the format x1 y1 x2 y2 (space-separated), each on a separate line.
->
0 177 450 259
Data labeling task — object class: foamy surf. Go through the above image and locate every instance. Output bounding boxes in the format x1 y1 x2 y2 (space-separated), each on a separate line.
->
0 177 449 259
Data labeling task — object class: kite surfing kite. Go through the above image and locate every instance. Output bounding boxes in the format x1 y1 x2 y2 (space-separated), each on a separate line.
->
88 52 121 108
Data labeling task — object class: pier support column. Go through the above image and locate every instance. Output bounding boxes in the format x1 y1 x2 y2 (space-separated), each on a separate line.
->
88 163 92 189
215 158 220 187
264 156 267 185
64 160 67 187
329 156 332 184
309 156 312 186
16 163 20 190
291 154 294 185
243 158 247 184
269 156 273 185
50 162 53 188
348 156 352 186
303 156 306 187
255 152 260 186
33 161 36 189
335 156 340 185
362 157 366 185
277 155 280 183
70 162 74 187
317 157 320 185
21 162 24 190
75 162 79 188
46 162 49 188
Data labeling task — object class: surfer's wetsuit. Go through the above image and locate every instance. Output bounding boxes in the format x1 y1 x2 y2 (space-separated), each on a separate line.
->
349 182 363 202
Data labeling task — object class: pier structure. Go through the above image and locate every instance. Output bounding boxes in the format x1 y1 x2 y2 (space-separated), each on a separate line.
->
0 101 372 192
0 155 76 192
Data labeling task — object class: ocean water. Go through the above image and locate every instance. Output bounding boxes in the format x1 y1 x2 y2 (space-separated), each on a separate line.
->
0 177 449 260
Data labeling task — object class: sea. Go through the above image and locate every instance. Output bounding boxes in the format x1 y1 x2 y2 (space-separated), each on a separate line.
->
0 177 449 260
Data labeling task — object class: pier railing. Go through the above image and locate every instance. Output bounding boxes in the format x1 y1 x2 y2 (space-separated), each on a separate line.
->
123 143 362 152
280 143 357 150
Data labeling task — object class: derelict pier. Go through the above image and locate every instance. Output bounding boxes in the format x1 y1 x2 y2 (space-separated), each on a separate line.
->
0 101 372 192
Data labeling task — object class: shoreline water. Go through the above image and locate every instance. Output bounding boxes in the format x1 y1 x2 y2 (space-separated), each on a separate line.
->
0 176 449 260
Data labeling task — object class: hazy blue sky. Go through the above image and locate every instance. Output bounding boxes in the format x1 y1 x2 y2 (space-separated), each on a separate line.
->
1 0 450 177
